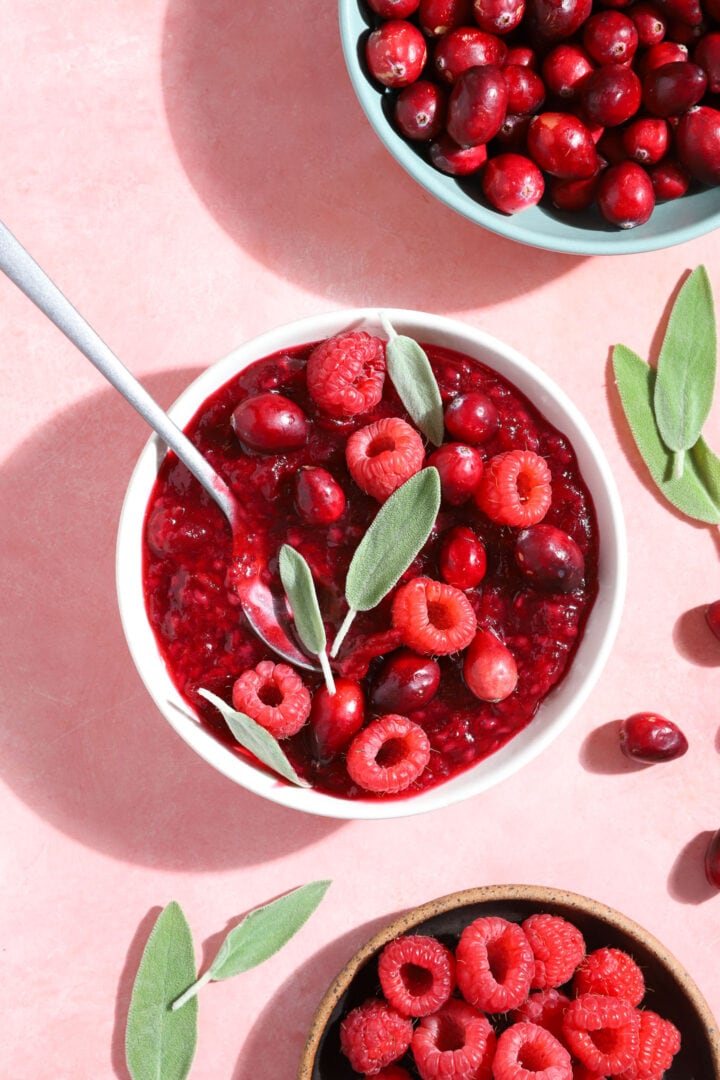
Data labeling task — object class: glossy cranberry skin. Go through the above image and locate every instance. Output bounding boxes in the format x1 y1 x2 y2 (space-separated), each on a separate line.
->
231 393 309 452
503 65 546 113
597 160 655 225
444 392 500 443
705 829 720 889
427 442 484 504
504 44 538 67
527 112 599 177
482 152 546 211
676 105 720 184
549 170 601 209
622 116 669 162
654 0 702 25
643 60 707 116
463 629 518 702
447 64 509 146
366 20 428 88
309 679 365 762
429 133 489 173
514 524 585 591
395 80 447 140
619 712 688 763
583 10 639 63
367 0 421 15
640 40 688 74
627 2 667 46
473 0 526 34
434 27 508 82
294 467 346 525
439 526 488 589
647 156 690 198
494 112 532 149
371 649 441 712
418 0 473 37
524 0 593 44
694 33 720 93
541 44 595 100
581 63 642 126
706 600 720 641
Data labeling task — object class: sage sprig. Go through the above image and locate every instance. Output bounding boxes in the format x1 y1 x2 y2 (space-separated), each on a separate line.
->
198 688 310 787
381 313 445 446
279 544 335 695
330 466 441 657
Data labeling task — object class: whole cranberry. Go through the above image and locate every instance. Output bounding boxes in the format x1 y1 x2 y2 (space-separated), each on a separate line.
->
667 16 708 45
622 116 669 163
494 112 532 150
482 152 546 212
371 649 441 712
514 524 585 591
473 0 526 34
434 27 508 82
429 134 489 174
705 829 720 889
582 63 642 126
463 628 518 701
541 44 595 100
395 80 447 140
654 0 703 25
445 392 500 443
503 65 546 114
527 112 599 178
294 467 346 525
523 0 593 45
639 40 688 74
583 10 639 64
367 0 421 14
647 157 690 198
596 160 655 226
596 126 629 164
231 392 309 452
504 45 538 67
427 442 484 503
643 61 707 116
439 526 488 589
418 0 473 37
309 679 365 762
676 105 720 184
446 64 509 146
627 2 667 46
694 32 720 92
366 20 428 88
619 711 688 763
549 170 601 210
706 600 720 641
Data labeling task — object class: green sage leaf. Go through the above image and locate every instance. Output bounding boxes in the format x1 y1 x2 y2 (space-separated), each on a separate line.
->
198 688 310 787
612 343 720 524
125 902 198 1080
383 317 444 446
278 544 327 656
654 266 717 475
346 466 441 611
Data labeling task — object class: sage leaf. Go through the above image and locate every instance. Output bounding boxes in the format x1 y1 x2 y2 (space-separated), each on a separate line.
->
125 902 198 1080
198 688 310 787
382 315 445 446
612 343 720 524
654 265 717 479
279 544 335 694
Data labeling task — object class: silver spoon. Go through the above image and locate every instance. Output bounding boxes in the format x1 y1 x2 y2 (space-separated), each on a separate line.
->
0 220 318 671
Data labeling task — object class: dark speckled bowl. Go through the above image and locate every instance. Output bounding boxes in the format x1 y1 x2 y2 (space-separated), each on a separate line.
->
297 885 720 1079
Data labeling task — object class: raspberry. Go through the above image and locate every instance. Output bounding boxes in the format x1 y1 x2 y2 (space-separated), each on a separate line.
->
572 1066 608 1080
456 916 535 1013
475 450 552 527
562 994 640 1075
492 1021 573 1080
231 660 310 738
510 988 571 1042
572 948 645 1007
522 913 586 990
346 416 425 501
375 1068 414 1080
340 997 413 1074
378 934 456 1017
411 998 496 1080
346 714 431 793
306 330 386 417
392 577 477 655
616 1010 681 1079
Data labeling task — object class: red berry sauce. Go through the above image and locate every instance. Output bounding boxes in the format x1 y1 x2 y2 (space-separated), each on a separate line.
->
143 340 599 800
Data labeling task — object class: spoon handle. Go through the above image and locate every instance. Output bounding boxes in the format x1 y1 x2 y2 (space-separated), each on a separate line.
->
0 220 237 522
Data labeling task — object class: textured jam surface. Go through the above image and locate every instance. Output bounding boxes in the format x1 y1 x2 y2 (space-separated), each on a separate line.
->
143 342 599 800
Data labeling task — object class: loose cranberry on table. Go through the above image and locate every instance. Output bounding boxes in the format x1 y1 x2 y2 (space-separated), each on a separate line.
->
618 711 689 763
706 600 720 640
705 827 720 888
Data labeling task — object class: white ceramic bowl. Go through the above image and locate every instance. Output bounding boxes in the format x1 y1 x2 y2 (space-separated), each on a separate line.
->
116 308 626 820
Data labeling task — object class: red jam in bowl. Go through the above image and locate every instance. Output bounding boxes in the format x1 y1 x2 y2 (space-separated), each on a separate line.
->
142 337 598 800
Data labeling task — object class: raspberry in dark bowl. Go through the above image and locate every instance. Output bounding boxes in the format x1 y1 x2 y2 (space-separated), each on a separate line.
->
117 309 626 820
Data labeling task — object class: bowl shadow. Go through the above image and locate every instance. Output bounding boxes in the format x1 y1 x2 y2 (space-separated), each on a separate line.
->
160 0 583 311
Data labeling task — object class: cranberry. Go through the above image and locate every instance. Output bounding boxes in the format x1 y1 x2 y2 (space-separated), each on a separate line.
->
395 80 447 140
654 0 703 25
541 44 595 100
619 711 688 763
482 152 546 212
705 829 720 889
427 442 484 504
527 112 599 178
445 392 500 443
429 133 489 173
596 160 655 226
627 2 667 46
549 169 601 210
503 65 546 114
146 502 214 557
694 32 720 92
639 40 688 73
418 0 473 36
622 116 669 162
371 649 441 712
309 679 366 762
366 20 428 88
675 105 720 184
523 0 592 44
706 600 720 641
647 156 690 198
642 60 707 116
446 64 509 146
514 524 585 592
494 112 532 149
231 392 309 452
582 63 642 126
582 10 639 64
294 467 346 525
434 27 508 82
367 0 421 15
463 628 518 702
439 525 488 589
473 0 526 35
504 45 538 66
596 126 629 163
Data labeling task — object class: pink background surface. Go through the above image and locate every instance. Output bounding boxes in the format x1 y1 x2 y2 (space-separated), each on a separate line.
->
2 1 720 1076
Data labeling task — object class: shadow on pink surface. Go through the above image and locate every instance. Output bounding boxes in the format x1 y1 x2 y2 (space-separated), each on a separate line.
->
0 374 340 870
668 831 719 905
160 0 582 311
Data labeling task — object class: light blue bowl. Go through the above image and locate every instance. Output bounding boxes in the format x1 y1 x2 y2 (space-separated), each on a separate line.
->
338 0 720 255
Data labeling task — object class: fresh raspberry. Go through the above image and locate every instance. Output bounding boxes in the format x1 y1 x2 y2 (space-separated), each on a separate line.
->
573 1066 608 1080
616 1010 681 1079
346 714 431 793
411 998 496 1080
391 577 477 655
339 996 413 1075
231 660 310 738
378 934 456 1017
522 913 586 990
572 948 645 1007
475 450 552 527
510 988 571 1042
374 1068 414 1080
346 416 425 501
456 916 535 1013
306 330 386 417
492 1021 573 1080
562 994 640 1076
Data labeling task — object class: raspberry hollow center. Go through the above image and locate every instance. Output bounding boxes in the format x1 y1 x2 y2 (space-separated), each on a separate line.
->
376 736 407 767
487 938 512 981
258 683 283 706
367 435 396 457
519 1045 547 1070
435 1016 466 1053
426 599 456 630
593 1028 619 1053
516 470 534 502
401 962 434 997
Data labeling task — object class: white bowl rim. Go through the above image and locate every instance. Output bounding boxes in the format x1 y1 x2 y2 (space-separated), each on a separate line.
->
116 307 627 820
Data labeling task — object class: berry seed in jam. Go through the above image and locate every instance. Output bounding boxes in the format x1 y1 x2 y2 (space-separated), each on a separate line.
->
142 332 599 801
